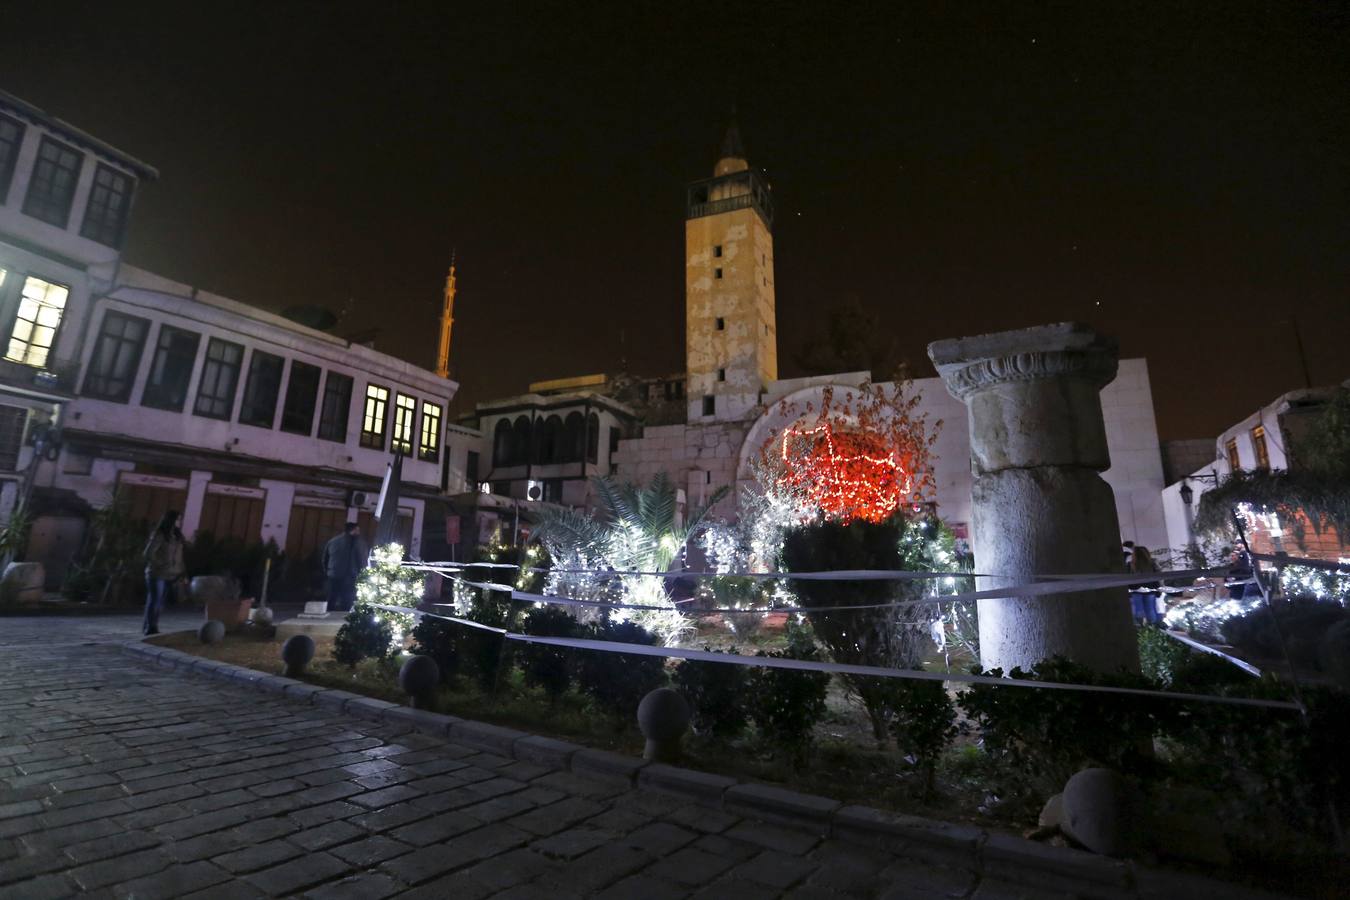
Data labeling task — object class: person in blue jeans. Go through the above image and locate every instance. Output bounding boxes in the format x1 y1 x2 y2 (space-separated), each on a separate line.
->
143 510 186 635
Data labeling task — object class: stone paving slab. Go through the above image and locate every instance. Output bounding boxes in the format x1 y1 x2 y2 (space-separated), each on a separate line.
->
0 612 1292 899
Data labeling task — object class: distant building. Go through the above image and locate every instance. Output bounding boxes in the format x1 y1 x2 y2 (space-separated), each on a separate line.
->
0 92 461 590
1162 384 1349 560
450 121 1171 556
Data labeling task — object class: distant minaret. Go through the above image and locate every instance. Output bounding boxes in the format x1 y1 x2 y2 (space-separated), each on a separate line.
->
684 112 776 422
435 257 457 379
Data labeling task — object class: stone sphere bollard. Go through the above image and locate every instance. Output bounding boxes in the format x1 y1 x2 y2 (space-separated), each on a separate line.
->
1061 768 1140 857
198 620 226 645
399 655 440 709
281 635 316 677
637 688 691 763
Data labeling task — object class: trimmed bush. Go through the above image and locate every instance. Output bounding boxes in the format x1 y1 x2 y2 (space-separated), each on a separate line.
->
519 606 582 702
888 674 958 797
410 615 461 683
745 623 830 766
673 648 750 739
576 620 667 719
333 607 393 666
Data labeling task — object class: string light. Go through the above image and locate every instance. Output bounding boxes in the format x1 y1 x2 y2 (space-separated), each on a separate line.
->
776 421 912 524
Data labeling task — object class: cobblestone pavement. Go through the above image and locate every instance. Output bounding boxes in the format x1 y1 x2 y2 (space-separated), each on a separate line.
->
0 614 1233 899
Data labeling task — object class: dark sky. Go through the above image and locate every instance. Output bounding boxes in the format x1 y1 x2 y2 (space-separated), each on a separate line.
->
4 2 1347 440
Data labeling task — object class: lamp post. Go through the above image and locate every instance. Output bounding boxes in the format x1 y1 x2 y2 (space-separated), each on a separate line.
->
1178 470 1220 555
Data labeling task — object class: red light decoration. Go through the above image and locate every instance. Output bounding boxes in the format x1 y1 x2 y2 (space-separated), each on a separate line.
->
777 422 911 524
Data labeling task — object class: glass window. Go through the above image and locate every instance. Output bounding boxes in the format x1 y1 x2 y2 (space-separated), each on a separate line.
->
317 371 353 442
391 393 417 455
0 405 26 471
1225 438 1240 473
280 361 321 435
0 114 24 203
82 311 149 402
142 325 201 411
1251 426 1270 470
360 384 389 449
23 137 83 228
238 350 284 428
419 402 442 462
6 276 69 368
80 164 134 248
193 338 244 419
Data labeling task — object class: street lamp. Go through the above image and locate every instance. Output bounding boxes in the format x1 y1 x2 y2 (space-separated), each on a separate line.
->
1179 470 1220 507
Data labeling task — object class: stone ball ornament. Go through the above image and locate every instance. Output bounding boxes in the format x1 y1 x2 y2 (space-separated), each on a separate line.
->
281 634 316 676
399 654 440 708
198 620 226 645
637 687 691 763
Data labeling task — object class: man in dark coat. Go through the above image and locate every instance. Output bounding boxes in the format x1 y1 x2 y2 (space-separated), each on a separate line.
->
321 522 367 610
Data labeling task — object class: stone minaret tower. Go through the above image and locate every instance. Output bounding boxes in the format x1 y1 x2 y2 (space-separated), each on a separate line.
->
685 117 777 422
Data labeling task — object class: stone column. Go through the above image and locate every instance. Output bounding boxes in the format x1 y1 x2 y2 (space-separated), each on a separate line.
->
928 323 1138 675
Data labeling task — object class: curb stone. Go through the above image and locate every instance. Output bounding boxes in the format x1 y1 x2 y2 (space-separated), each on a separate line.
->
119 639 1283 900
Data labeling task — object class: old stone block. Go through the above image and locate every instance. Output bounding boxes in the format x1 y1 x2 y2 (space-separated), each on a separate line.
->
344 696 399 721
513 735 581 769
448 720 528 756
380 706 456 735
832 805 982 862
637 763 736 803
723 782 840 829
980 831 1133 891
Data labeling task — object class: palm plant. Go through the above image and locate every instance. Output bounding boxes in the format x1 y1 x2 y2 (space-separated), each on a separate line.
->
532 473 728 643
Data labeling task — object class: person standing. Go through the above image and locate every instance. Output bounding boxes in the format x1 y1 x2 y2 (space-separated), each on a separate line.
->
1128 545 1163 625
143 510 186 635
321 522 367 611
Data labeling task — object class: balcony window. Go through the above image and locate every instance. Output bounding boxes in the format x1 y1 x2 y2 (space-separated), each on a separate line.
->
0 114 24 203
142 325 201 411
23 137 82 228
419 402 442 463
317 371 353 442
238 350 284 428
82 311 149 402
80 164 134 248
5 276 69 368
360 384 389 449
0 405 26 472
391 393 416 455
280 361 321 435
1225 437 1240 473
193 338 244 419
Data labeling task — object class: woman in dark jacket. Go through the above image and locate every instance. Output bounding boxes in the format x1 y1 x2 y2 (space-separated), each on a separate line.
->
143 510 186 635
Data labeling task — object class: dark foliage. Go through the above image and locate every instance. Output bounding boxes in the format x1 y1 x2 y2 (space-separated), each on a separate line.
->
1221 597 1350 670
887 674 959 797
519 606 583 702
745 623 831 766
782 511 932 741
575 620 667 719
673 648 750 739
333 607 393 666
410 616 461 683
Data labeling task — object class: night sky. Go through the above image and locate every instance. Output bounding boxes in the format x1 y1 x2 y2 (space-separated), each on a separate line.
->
3 3 1347 440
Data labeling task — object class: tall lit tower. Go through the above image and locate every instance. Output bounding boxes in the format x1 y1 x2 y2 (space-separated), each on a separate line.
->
435 258 457 379
684 116 776 421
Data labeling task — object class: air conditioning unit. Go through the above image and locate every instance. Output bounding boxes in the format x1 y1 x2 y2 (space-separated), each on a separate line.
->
526 480 544 502
348 490 369 507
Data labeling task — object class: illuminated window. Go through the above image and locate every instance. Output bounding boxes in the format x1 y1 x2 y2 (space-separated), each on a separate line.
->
317 372 353 442
1225 437 1240 472
280 361 321 435
0 114 24 202
1251 426 1270 470
391 393 416 455
360 384 389 449
6 276 69 368
80 164 134 248
419 402 442 463
23 137 82 228
142 325 200 411
82 311 149 402
238 350 284 428
193 338 244 419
